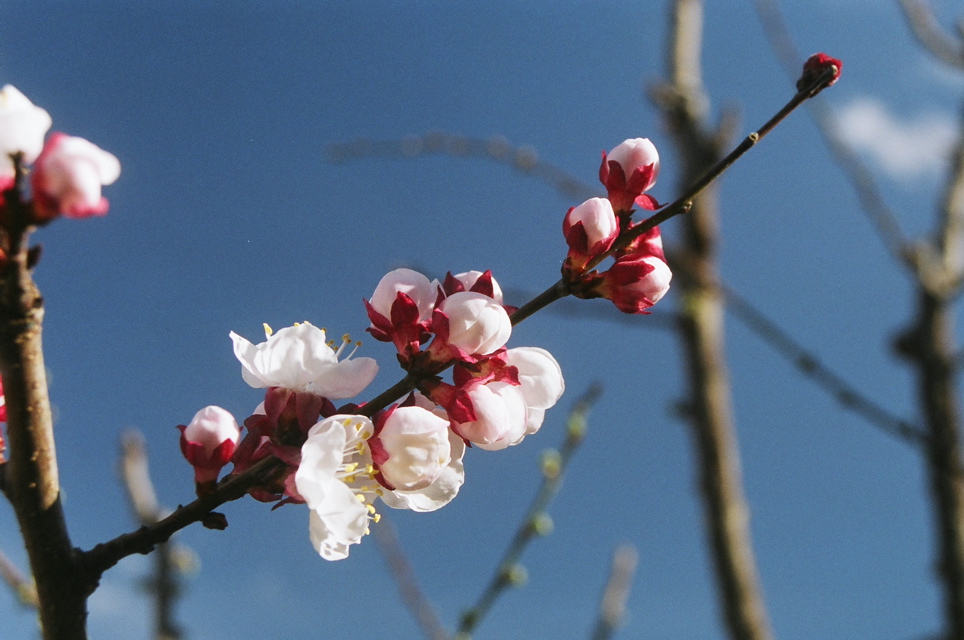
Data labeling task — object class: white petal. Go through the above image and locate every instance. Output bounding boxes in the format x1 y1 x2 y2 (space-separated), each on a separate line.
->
507 347 565 410
307 356 379 400
308 493 369 561
380 432 465 512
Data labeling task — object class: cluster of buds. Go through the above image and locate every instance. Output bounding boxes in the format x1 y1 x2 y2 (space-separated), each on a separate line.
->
179 267 562 560
0 85 120 225
562 138 672 314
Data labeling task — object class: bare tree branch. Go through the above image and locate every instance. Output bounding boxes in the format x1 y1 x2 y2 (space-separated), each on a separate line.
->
755 1 964 635
654 2 773 640
119 431 183 640
589 544 639 640
0 157 86 640
721 284 928 447
752 0 913 266
897 0 964 70
457 385 602 637
372 515 450 640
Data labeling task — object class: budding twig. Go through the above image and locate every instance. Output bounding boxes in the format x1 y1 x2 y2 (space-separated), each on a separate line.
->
457 384 602 638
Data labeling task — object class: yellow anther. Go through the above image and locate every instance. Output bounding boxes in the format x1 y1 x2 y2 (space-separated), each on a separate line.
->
262 323 274 337
364 527 371 535
375 489 384 496
366 504 376 514
356 494 366 503
373 513 381 523
355 341 362 347
342 333 351 342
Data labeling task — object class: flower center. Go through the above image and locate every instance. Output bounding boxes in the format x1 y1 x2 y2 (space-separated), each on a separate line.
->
335 417 383 532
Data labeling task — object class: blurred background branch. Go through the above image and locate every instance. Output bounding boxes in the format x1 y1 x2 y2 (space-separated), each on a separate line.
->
119 430 185 640
589 544 639 640
457 384 602 638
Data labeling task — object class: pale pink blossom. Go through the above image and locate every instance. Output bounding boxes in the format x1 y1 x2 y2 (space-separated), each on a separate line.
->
451 270 504 305
370 405 452 491
452 381 528 451
563 197 619 269
31 133 120 220
431 291 512 360
601 253 672 314
0 85 51 178
178 406 241 485
506 347 565 435
600 137 660 212
368 268 438 324
230 322 377 399
379 430 465 512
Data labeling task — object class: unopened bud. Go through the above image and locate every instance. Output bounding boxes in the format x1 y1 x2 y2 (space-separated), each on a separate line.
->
540 449 562 479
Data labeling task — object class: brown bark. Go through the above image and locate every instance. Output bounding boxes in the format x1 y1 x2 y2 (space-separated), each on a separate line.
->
655 2 772 639
0 171 89 639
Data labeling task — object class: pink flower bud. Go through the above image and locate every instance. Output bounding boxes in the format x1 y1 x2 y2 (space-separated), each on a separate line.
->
430 291 512 361
0 85 51 179
451 381 528 451
31 133 120 221
600 253 672 314
450 270 504 305
599 138 660 212
179 406 241 485
370 406 451 491
563 197 619 271
797 53 843 92
368 268 438 323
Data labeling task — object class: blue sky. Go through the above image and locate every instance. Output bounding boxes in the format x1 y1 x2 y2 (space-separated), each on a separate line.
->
0 1 961 639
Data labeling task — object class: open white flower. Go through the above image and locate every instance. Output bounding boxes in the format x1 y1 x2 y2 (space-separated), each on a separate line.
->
296 415 378 560
230 322 378 399
0 85 51 178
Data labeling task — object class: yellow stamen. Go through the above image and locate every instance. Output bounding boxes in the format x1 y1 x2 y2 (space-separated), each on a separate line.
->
263 323 274 337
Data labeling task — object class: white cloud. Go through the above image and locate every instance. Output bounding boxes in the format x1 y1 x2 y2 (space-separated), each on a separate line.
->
836 97 958 184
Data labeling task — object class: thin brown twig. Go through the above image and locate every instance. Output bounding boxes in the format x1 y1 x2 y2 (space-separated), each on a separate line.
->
655 3 772 639
86 60 832 583
751 0 912 266
372 515 450 640
589 544 639 640
897 0 964 70
119 430 182 640
457 384 602 637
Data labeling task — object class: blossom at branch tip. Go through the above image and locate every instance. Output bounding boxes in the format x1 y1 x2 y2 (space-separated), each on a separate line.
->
0 85 51 180
31 132 120 221
178 406 241 486
599 138 660 213
797 53 843 92
230 322 378 399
